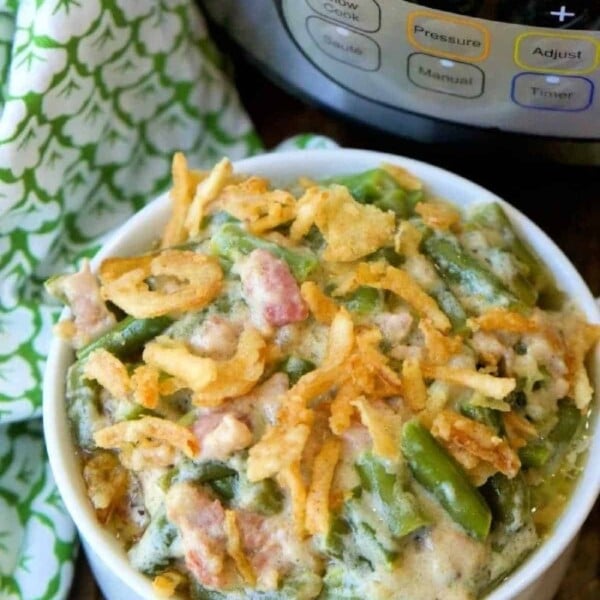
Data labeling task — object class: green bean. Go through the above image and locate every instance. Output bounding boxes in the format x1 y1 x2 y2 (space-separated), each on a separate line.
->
166 458 283 514
469 203 563 309
209 475 236 501
128 508 178 575
355 453 428 539
344 500 399 566
325 168 422 218
190 570 322 599
421 234 522 312
324 515 351 559
430 285 468 334
201 210 239 230
164 459 237 489
549 399 582 444
341 286 383 315
65 363 103 450
519 440 552 468
482 472 530 534
210 223 318 281
401 420 492 540
76 315 173 360
235 470 284 516
367 246 404 268
519 400 582 470
321 565 363 600
279 356 316 385
460 403 503 434
469 203 545 288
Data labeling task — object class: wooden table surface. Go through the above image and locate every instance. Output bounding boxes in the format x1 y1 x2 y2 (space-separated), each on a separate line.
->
69 26 600 600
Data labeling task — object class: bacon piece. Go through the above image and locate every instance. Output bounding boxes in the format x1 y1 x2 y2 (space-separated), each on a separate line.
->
239 249 308 329
52 261 116 348
165 483 227 589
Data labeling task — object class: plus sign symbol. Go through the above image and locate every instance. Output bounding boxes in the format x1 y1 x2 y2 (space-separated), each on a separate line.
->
549 5 576 23
497 1 596 29
543 1 591 28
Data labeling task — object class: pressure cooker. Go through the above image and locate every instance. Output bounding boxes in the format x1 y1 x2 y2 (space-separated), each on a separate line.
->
201 1 600 163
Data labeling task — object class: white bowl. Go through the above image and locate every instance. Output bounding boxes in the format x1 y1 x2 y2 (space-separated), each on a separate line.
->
43 148 600 600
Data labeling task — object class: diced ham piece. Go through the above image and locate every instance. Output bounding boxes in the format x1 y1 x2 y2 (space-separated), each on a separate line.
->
189 315 240 360
165 483 227 588
192 412 252 460
237 511 291 590
53 261 116 348
239 249 307 329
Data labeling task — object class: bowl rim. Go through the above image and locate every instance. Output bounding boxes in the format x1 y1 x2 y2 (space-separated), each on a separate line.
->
43 147 600 600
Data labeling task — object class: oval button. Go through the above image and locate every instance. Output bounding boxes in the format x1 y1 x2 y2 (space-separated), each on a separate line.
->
307 17 381 71
511 73 594 111
407 11 490 62
306 0 381 33
515 32 599 74
407 53 485 98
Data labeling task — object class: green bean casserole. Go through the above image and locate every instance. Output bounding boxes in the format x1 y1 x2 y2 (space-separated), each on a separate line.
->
47 154 600 599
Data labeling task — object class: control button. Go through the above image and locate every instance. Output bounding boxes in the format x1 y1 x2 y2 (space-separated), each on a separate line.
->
511 73 594 111
306 16 381 71
407 53 485 98
407 11 490 62
497 1 597 30
306 0 381 33
404 1 485 17
515 33 599 74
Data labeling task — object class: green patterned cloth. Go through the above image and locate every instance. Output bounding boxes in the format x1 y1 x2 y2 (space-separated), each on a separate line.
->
0 1 260 597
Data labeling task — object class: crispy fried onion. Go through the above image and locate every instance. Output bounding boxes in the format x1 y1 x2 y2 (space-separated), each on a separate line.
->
278 461 308 538
353 327 403 395
216 177 296 234
401 357 427 412
94 416 199 466
247 310 354 481
152 571 186 598
329 380 360 435
184 157 233 238
300 281 338 325
83 348 131 399
131 364 160 409
351 397 402 460
563 318 600 410
422 364 516 400
290 185 395 262
394 220 423 257
83 451 128 516
382 163 423 192
224 510 256 586
305 437 342 536
161 152 207 248
419 318 463 365
100 250 223 318
247 420 312 483
357 262 451 332
503 410 538 450
143 327 266 407
414 201 460 231
432 410 520 482
468 308 538 333
84 349 162 409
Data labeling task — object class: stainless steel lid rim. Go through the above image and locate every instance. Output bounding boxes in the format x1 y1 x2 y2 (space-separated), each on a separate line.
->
270 1 598 144
202 0 600 162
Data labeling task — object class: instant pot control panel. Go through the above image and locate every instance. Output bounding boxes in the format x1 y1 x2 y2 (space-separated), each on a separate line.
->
279 0 600 138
